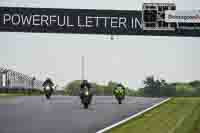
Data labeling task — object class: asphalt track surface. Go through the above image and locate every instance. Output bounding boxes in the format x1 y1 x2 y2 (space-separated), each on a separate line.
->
0 96 165 133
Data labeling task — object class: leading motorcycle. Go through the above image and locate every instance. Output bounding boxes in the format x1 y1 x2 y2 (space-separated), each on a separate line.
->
80 87 93 109
42 78 54 100
44 85 53 99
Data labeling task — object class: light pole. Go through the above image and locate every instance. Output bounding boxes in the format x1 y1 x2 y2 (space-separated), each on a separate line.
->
81 56 85 81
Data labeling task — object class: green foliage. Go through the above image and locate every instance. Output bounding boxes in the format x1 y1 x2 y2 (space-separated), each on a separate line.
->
64 80 135 96
189 80 200 87
64 80 82 96
64 78 200 97
126 89 137 96
143 76 168 97
175 84 194 97
141 76 200 97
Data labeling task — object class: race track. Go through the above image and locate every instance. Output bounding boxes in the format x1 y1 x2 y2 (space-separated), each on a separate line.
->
0 96 165 133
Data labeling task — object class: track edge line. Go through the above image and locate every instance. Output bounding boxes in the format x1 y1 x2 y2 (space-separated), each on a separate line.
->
96 97 172 133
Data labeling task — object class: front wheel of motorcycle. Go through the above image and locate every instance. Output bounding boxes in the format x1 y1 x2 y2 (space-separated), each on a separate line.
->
84 103 89 109
45 93 51 99
118 99 122 104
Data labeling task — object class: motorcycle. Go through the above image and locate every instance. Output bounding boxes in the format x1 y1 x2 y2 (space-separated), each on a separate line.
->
80 87 93 109
42 78 54 100
114 87 125 104
44 85 53 99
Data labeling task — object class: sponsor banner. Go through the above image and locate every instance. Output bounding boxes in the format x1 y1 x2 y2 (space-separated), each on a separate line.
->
0 7 200 37
0 7 142 34
165 10 200 23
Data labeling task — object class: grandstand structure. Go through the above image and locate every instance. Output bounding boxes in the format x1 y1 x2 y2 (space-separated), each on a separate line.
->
0 67 43 92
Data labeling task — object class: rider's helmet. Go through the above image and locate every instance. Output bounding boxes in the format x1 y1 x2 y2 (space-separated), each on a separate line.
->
80 80 91 91
82 80 88 85
81 80 90 87
116 83 122 89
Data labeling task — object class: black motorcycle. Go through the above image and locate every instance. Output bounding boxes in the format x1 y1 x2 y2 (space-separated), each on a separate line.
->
44 85 53 99
80 87 93 109
43 78 54 100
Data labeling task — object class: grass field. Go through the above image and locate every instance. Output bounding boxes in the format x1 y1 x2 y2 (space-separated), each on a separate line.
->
107 97 200 133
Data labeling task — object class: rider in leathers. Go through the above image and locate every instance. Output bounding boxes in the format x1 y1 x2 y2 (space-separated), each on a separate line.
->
42 78 54 93
114 83 126 99
79 80 93 103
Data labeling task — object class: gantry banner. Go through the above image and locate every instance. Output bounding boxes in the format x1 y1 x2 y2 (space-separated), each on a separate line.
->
0 7 200 37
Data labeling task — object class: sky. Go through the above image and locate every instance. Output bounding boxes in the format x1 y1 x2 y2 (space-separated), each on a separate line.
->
0 0 200 89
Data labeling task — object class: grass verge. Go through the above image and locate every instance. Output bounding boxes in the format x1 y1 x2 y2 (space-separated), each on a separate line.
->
0 93 24 97
106 97 200 133
0 93 43 97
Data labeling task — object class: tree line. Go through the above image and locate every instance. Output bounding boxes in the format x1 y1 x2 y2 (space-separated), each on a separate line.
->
64 76 200 97
138 76 200 97
64 80 135 96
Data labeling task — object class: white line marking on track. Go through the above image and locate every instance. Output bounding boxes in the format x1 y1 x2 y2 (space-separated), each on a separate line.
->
96 98 171 133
